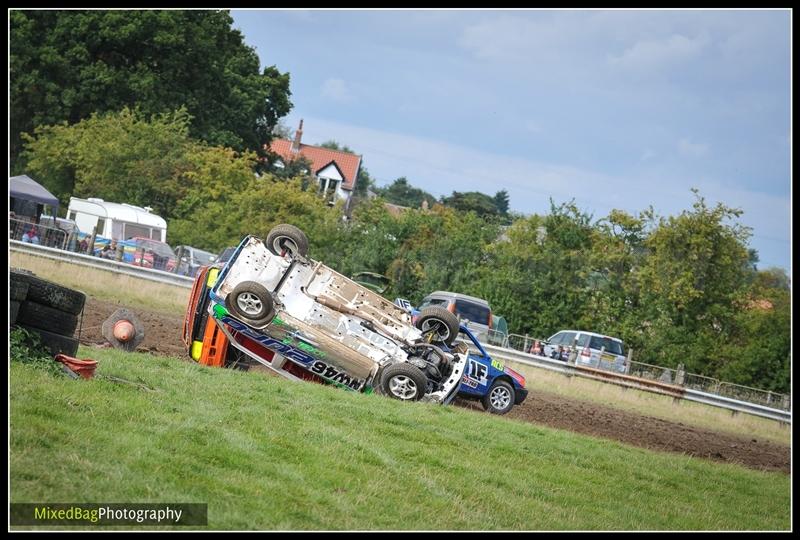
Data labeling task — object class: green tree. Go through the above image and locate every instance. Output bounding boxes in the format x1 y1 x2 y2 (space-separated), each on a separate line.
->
493 189 510 215
633 190 752 372
22 107 194 216
10 9 292 170
713 268 791 392
375 177 437 209
441 190 504 219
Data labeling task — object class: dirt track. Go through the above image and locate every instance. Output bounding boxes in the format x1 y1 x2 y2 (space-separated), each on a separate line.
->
77 297 790 474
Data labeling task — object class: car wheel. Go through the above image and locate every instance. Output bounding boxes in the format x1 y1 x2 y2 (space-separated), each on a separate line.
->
482 380 515 415
415 306 460 347
225 281 275 327
265 224 309 258
380 363 428 401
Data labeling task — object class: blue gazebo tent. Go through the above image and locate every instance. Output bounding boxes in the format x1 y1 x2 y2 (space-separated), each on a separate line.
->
9 174 59 217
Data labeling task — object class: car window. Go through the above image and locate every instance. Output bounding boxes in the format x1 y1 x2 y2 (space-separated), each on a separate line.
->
549 332 565 345
419 298 447 309
589 336 624 355
134 238 176 258
576 333 590 347
194 250 216 265
454 300 490 325
559 332 577 347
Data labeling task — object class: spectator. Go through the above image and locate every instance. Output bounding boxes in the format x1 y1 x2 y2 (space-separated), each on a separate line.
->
108 240 119 259
100 242 113 259
21 226 40 244
79 238 89 253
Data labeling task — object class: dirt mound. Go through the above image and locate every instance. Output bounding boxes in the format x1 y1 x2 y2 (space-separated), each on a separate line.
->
455 393 790 474
76 297 186 357
75 296 790 473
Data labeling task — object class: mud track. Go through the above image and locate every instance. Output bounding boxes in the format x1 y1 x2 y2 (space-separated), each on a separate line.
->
77 297 790 474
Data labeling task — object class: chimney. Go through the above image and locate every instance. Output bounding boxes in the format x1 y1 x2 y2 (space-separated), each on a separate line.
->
292 119 304 152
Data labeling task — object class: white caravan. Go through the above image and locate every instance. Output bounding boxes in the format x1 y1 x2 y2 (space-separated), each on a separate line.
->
66 197 167 242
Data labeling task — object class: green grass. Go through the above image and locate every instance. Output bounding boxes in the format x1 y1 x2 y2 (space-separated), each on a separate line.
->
10 346 790 531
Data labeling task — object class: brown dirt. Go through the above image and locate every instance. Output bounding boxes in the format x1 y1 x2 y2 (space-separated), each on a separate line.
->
76 297 790 474
454 395 790 474
76 297 186 358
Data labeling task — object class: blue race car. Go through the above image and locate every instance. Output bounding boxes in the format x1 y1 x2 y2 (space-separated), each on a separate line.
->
404 303 528 415
452 323 528 414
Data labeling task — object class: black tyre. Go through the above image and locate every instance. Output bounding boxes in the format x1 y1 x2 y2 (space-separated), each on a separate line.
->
380 362 428 401
225 281 275 326
17 301 79 336
10 279 29 302
17 325 79 358
11 301 21 325
482 379 515 415
415 306 460 347
265 224 309 258
10 271 86 315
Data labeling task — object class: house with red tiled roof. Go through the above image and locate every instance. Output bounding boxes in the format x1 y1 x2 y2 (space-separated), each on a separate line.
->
266 120 362 209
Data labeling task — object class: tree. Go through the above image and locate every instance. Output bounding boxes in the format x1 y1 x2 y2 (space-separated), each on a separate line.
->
441 190 506 219
632 190 752 373
10 10 292 170
22 107 194 215
493 189 510 215
375 177 436 209
714 268 791 392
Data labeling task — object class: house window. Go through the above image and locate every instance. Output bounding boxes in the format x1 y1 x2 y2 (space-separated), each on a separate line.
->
318 177 338 205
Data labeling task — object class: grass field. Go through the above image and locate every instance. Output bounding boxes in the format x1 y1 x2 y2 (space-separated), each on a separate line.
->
10 346 790 531
10 252 189 315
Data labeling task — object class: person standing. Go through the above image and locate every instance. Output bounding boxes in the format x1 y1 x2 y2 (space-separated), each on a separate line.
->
22 226 40 244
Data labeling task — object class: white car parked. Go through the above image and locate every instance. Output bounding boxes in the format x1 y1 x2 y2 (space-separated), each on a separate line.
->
542 330 627 373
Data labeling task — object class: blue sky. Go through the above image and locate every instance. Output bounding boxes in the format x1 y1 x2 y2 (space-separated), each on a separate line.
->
231 9 791 273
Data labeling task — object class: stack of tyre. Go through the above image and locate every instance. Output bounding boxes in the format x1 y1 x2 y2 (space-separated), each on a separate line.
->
10 269 86 358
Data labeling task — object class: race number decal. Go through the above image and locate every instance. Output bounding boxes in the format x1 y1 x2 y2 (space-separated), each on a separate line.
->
465 359 489 386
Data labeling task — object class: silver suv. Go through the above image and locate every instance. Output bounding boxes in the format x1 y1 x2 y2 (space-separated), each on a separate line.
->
542 330 627 373
418 291 492 343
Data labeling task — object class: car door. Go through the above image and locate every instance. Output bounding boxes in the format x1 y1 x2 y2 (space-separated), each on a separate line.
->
456 327 507 398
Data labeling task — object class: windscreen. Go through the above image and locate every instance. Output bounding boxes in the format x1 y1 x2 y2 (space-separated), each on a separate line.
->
194 249 217 265
589 336 625 356
454 300 490 325
136 239 176 258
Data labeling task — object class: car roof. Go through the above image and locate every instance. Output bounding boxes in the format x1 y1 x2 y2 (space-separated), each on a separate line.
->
551 330 624 342
424 290 491 307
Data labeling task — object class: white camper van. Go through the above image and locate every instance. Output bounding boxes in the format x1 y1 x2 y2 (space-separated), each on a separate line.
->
66 197 167 242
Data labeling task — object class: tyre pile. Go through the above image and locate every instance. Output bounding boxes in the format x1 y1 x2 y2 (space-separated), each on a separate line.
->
10 269 87 358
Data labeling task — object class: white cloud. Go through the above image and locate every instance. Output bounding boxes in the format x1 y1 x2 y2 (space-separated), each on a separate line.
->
677 137 709 157
608 32 710 71
321 78 353 103
640 148 656 162
293 115 788 269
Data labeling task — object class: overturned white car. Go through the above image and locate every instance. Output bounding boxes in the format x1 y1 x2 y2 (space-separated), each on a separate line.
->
206 224 468 404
